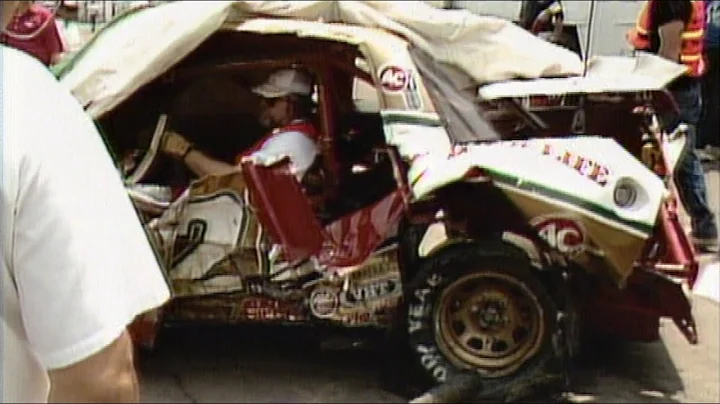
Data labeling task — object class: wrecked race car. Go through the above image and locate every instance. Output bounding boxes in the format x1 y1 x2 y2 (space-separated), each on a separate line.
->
53 1 700 401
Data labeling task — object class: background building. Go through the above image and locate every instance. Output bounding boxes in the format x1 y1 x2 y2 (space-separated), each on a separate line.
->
41 1 155 27
423 0 645 58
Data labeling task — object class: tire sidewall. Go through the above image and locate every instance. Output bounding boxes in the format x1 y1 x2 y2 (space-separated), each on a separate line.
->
405 242 560 396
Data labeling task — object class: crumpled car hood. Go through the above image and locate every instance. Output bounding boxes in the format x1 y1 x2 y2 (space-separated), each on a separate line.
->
382 110 667 282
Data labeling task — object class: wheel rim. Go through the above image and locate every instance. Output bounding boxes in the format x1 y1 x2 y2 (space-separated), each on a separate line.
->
434 271 545 378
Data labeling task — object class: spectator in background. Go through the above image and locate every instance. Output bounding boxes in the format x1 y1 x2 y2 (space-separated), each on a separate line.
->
699 0 720 160
627 0 718 252
519 0 565 44
54 0 83 55
0 0 65 66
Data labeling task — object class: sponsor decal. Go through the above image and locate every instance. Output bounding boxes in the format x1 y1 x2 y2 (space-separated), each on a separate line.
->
309 286 340 319
340 300 398 326
379 65 410 93
531 216 586 257
403 70 423 110
240 297 305 321
341 311 373 326
348 252 399 282
540 143 611 187
340 276 401 307
171 219 208 267
502 141 611 187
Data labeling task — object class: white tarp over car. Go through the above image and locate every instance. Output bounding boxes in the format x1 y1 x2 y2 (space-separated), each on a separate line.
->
56 0 584 118
225 1 584 81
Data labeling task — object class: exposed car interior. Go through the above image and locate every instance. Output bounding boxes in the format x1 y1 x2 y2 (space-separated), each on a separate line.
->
478 90 679 160
98 30 405 225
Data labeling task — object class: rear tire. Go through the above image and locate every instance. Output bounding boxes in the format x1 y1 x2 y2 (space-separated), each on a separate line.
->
404 240 564 401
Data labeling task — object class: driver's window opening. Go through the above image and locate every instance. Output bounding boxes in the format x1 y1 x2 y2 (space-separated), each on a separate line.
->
102 31 402 224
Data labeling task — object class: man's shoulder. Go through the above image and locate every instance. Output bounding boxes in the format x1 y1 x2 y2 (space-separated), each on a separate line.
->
1 46 55 81
2 45 68 121
2 45 36 64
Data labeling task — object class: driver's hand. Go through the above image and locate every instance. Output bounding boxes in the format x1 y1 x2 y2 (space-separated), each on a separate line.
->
161 130 192 159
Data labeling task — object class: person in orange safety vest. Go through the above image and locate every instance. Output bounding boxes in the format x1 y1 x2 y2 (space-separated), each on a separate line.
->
627 0 706 77
627 0 718 252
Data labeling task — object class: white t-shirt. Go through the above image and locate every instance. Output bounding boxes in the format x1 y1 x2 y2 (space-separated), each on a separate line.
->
1 46 170 402
249 124 319 181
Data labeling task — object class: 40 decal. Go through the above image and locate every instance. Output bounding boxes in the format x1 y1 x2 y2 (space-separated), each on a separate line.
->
530 216 586 257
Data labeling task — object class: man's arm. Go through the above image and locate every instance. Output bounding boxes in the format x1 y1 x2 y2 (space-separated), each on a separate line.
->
551 1 565 40
161 130 238 177
183 148 238 178
658 21 685 61
655 1 692 62
47 331 138 403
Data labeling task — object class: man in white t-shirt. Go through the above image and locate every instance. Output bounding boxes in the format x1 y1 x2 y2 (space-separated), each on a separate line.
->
1 2 170 402
160 68 321 182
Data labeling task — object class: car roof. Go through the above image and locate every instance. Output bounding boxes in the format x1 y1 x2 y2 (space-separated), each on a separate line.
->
222 16 410 49
55 4 415 119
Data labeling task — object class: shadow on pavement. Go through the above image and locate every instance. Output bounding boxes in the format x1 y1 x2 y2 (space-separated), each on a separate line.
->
136 321 697 404
137 324 406 403
566 335 685 403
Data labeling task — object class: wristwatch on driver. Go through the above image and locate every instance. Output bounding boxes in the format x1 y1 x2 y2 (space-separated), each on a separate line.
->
161 130 194 161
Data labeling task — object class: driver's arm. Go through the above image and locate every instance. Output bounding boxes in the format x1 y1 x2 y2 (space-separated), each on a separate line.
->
161 130 238 177
183 148 238 178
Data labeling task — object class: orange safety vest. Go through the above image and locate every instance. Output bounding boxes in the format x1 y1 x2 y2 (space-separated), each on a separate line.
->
627 0 706 77
234 120 319 165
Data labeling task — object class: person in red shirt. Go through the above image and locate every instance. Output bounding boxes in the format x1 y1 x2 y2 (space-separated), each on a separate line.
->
1 1 65 67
